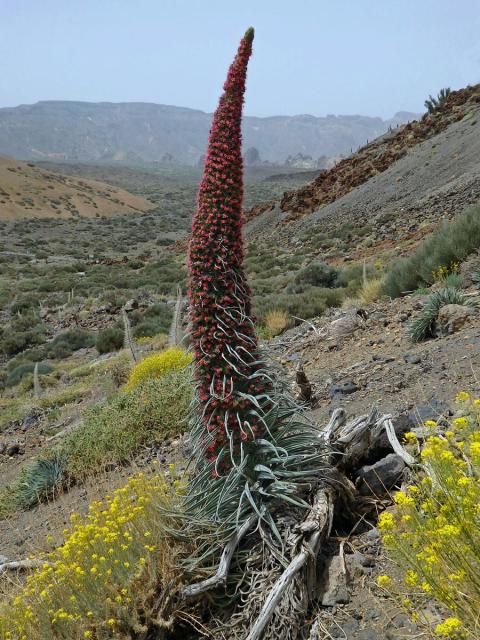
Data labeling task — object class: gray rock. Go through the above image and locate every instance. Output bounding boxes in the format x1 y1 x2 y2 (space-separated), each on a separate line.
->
123 298 139 311
6 443 24 457
356 454 405 496
330 381 359 397
403 353 421 364
355 631 381 640
436 303 475 336
320 555 350 606
408 396 450 426
22 414 38 429
346 552 368 579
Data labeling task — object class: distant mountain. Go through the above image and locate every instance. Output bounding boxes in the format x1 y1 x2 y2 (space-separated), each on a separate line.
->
0 154 154 219
0 101 419 166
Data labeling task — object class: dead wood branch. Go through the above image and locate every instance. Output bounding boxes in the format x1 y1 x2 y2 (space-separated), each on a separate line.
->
245 488 334 640
0 559 51 574
295 363 315 404
382 416 415 466
181 514 258 598
321 408 346 442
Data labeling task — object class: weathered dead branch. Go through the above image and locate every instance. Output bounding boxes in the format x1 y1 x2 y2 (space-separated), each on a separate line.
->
181 514 258 598
0 559 51 574
245 488 334 640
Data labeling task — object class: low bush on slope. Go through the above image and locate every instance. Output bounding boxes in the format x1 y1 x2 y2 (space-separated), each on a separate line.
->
0 470 194 640
382 204 480 298
378 392 480 639
406 287 475 342
0 366 192 517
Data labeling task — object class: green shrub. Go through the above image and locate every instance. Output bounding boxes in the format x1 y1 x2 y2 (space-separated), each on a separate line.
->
294 261 339 288
46 329 95 359
0 325 47 356
63 368 192 479
336 263 373 290
407 288 475 342
6 362 53 387
254 286 344 322
5 347 47 371
440 272 463 289
15 452 66 507
10 294 40 314
383 205 480 298
95 327 124 354
131 303 173 338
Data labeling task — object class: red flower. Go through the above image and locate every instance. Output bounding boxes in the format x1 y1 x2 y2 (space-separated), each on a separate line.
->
188 28 273 472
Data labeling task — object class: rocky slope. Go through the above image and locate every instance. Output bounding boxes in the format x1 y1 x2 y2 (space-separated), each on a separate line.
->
245 84 480 262
0 155 155 218
0 100 417 165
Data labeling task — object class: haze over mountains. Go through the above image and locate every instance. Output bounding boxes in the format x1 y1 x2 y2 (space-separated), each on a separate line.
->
0 101 418 166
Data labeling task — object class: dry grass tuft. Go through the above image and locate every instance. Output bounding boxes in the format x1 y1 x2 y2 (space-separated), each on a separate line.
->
264 308 291 338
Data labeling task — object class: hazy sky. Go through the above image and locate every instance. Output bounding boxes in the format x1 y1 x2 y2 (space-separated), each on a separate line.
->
1 0 479 118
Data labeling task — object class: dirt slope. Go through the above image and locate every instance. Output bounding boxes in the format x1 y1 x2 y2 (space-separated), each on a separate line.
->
0 155 155 219
245 84 480 261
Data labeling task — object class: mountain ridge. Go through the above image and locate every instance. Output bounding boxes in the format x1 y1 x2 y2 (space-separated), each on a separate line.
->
0 100 418 166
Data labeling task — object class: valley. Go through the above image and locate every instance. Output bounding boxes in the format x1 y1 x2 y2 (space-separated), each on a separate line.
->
1 82 480 640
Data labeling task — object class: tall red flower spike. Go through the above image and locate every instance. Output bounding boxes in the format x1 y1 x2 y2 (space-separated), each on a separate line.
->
188 28 270 474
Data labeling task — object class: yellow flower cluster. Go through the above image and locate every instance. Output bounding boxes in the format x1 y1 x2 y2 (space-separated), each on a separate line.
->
124 348 192 391
432 261 459 282
0 469 184 640
379 394 480 637
435 617 465 638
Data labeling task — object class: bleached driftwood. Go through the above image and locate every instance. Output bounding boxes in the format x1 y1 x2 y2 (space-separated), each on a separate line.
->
245 488 334 640
0 559 52 574
382 416 415 466
182 514 258 598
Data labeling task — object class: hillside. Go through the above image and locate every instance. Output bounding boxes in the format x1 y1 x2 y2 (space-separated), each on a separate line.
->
0 100 417 165
245 83 480 262
0 155 155 219
1 87 480 640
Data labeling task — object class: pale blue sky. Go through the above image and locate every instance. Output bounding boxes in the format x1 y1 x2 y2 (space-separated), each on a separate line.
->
1 0 479 118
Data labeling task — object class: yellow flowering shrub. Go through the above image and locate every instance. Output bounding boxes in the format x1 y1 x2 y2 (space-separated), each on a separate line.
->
432 261 459 283
124 348 192 391
0 468 191 640
379 392 480 638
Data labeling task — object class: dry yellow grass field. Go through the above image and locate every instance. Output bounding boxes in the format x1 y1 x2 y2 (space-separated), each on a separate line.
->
0 155 155 219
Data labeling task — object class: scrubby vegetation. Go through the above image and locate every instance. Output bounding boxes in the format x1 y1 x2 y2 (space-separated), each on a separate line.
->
6 362 53 387
0 365 192 517
46 329 95 359
407 287 475 342
0 471 191 640
379 393 480 638
63 369 191 479
95 327 124 354
383 205 480 298
425 87 451 114
124 348 191 391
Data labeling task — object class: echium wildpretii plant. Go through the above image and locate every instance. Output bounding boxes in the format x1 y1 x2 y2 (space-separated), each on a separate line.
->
186 28 327 536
